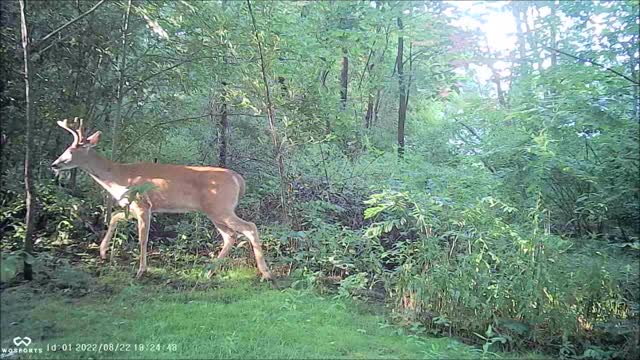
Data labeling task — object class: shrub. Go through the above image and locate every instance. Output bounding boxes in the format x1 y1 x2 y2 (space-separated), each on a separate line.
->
362 184 638 356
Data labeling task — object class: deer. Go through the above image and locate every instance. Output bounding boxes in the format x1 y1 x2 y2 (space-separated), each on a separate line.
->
51 118 272 280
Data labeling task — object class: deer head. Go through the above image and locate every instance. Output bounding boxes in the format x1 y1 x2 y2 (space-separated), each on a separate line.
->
51 117 102 171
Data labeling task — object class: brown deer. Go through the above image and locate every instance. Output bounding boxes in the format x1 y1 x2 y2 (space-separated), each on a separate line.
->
51 118 272 280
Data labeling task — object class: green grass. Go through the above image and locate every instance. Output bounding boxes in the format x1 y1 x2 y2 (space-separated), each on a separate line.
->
0 266 539 359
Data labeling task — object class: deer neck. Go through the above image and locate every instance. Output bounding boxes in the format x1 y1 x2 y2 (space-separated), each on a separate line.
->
81 151 129 203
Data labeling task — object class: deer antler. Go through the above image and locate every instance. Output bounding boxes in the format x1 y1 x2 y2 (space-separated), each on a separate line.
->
57 118 80 146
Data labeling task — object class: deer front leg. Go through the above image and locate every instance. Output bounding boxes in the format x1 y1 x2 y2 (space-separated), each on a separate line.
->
133 206 152 279
100 211 129 259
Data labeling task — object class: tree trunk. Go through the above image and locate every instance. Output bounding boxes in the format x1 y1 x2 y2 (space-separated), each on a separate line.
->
219 82 229 167
69 168 78 190
512 3 528 75
550 1 558 67
627 39 640 120
397 17 406 159
496 77 506 106
522 6 539 71
373 89 381 125
247 0 289 223
340 48 349 110
491 67 506 106
19 0 35 281
106 0 132 225
364 93 374 129
220 0 230 166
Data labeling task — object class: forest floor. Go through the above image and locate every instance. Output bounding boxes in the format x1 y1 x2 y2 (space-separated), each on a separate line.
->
1 262 545 359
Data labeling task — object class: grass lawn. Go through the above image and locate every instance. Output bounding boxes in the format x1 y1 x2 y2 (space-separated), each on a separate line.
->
1 266 541 359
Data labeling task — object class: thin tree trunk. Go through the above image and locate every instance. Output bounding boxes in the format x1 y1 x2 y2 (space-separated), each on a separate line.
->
397 17 406 159
208 93 217 164
512 3 528 75
69 168 78 190
363 17 391 130
405 41 412 110
247 0 289 223
106 0 132 225
220 0 230 166
522 6 539 71
496 77 506 106
492 67 506 106
19 0 35 281
68 0 84 192
373 88 381 124
340 48 349 110
219 82 229 167
628 41 640 120
550 1 557 67
364 93 374 129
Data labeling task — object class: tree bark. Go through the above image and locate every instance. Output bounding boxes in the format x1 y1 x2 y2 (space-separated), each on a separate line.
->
522 6 540 71
512 3 528 75
491 67 506 106
397 16 406 159
247 0 289 223
340 48 349 110
373 88 381 125
19 0 35 281
219 82 229 167
106 0 132 225
364 93 374 129
220 0 230 166
549 1 558 67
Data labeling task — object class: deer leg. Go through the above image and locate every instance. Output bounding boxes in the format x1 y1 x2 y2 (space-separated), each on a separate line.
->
205 223 237 278
215 223 237 259
221 213 272 280
99 211 129 259
132 205 152 279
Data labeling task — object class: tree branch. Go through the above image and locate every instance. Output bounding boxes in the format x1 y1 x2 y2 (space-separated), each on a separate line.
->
124 49 207 92
117 112 267 160
458 120 482 141
117 113 213 160
33 0 107 51
358 45 376 91
545 46 639 85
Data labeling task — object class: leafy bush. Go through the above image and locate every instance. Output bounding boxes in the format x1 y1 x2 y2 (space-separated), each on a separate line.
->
362 184 638 356
1 182 99 282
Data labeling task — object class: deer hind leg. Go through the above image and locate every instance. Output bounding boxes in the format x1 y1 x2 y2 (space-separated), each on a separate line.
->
132 204 152 279
205 223 237 278
220 213 272 280
100 211 130 259
215 223 237 259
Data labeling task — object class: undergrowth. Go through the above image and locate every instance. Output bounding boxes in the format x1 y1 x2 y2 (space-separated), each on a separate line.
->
2 154 638 359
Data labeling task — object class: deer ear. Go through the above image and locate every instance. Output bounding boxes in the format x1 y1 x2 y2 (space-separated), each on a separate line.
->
86 131 101 147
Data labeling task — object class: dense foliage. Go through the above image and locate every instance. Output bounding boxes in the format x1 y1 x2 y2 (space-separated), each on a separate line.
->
2 0 638 358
